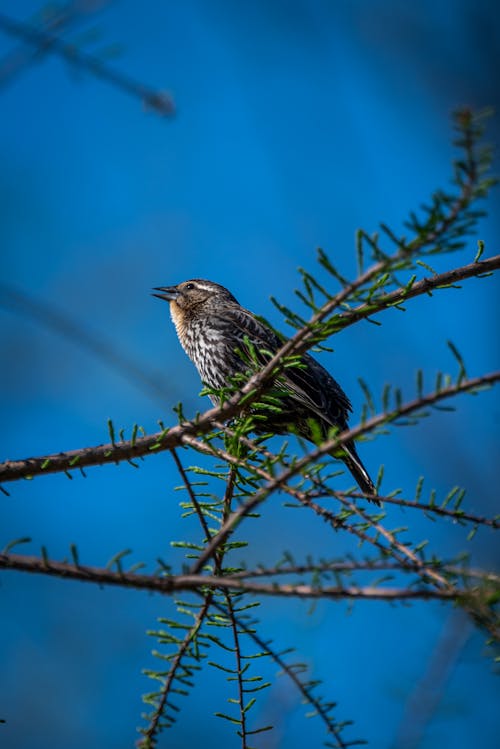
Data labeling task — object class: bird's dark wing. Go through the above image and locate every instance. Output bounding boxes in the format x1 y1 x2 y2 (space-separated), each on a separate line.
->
217 305 351 427
213 303 377 501
295 353 352 425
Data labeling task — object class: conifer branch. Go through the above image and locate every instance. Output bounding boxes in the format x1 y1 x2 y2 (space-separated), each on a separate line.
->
1 108 498 746
139 595 213 747
336 253 500 330
188 425 499 531
1 365 498 487
321 491 500 528
0 551 488 602
207 598 356 748
190 370 500 574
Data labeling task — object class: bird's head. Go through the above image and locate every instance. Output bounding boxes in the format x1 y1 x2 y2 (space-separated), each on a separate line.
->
152 279 238 315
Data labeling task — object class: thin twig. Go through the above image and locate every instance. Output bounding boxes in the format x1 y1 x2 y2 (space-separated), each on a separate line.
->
205 425 499 531
170 448 211 542
337 496 448 588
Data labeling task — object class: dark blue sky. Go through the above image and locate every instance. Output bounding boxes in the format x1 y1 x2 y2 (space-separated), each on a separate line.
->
1 2 499 748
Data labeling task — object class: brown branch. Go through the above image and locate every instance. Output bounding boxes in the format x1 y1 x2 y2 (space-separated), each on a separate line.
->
0 355 498 488
228 561 500 584
289 490 500 644
210 425 500 531
0 249 498 488
2 370 498 618
0 552 463 600
337 254 500 330
323 490 500 529
177 428 499 590
339 496 449 587
276 490 453 598
0 11 175 115
189 370 500 574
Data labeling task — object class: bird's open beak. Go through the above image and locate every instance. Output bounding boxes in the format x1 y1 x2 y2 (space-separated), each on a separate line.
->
152 286 180 302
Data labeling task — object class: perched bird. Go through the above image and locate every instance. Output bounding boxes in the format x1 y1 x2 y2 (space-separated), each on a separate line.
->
153 279 378 502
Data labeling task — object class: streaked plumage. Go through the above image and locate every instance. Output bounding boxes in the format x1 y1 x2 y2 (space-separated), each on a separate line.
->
154 279 378 502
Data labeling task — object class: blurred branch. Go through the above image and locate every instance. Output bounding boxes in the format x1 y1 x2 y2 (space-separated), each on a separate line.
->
392 610 473 749
0 10 175 115
0 1 111 89
0 281 176 403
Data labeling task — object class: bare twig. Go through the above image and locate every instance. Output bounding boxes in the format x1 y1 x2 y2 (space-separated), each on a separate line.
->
337 496 448 587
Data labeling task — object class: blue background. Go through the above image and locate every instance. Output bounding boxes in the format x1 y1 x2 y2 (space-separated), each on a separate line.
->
1 1 499 748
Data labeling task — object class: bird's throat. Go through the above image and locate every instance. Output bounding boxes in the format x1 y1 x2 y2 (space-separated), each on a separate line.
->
169 301 188 347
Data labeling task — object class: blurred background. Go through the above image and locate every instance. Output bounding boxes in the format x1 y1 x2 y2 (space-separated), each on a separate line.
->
1 1 499 747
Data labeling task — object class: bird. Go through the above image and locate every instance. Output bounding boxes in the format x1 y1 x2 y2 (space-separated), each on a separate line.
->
153 279 378 503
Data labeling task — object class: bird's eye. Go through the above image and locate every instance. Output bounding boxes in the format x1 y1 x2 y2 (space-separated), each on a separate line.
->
185 283 195 291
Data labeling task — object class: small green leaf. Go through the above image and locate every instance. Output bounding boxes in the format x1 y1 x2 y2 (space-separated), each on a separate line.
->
2 537 32 554
107 418 116 445
474 239 485 262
